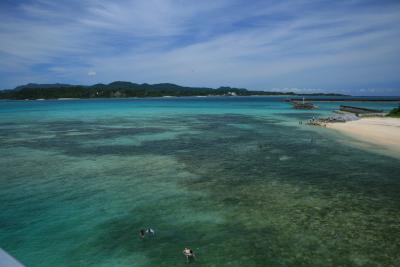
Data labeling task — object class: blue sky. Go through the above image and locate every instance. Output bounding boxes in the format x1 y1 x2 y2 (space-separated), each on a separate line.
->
0 0 400 95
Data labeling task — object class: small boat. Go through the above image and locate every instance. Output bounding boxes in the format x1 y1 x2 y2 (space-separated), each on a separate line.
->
291 98 317 109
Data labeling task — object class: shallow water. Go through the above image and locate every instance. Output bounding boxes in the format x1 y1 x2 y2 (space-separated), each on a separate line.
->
1 97 399 266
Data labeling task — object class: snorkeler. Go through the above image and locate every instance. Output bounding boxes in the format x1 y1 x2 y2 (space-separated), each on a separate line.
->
146 228 155 235
139 229 145 239
183 248 195 263
139 228 155 239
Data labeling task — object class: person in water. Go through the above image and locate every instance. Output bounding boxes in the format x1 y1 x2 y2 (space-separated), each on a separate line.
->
183 248 195 263
146 228 155 235
139 228 155 239
139 229 145 239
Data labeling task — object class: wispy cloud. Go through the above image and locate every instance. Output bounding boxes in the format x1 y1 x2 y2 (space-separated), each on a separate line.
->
0 0 399 95
87 70 96 76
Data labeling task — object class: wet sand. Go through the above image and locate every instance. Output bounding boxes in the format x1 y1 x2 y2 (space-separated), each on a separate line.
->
327 117 400 156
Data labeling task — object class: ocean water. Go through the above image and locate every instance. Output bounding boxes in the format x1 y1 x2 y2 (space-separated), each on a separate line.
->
0 97 399 267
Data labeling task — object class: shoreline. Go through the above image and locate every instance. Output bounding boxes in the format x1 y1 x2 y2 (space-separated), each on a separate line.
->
326 117 400 157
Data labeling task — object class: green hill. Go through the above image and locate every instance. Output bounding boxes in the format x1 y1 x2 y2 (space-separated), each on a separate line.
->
0 81 344 100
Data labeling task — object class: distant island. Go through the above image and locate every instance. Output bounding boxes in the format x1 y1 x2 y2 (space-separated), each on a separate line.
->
0 81 346 100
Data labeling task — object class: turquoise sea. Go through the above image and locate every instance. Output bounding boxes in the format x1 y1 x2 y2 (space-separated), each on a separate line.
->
1 97 399 266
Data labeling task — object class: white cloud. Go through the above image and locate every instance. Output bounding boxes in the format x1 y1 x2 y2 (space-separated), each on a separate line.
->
0 0 399 94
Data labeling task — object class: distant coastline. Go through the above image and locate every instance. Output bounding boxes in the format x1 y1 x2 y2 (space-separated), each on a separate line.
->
0 81 346 100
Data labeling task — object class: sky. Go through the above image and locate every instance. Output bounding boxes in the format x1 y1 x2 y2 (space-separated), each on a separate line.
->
0 0 400 95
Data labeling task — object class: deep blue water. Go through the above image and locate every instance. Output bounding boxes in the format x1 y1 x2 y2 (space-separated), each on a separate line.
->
1 97 399 266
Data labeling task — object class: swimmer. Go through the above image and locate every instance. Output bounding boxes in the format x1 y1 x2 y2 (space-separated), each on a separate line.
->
183 248 195 263
146 228 155 235
139 229 145 239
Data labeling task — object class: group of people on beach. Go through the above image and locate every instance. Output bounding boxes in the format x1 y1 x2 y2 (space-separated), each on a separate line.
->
139 228 196 263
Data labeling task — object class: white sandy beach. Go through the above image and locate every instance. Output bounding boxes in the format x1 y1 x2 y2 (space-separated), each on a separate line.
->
327 117 400 157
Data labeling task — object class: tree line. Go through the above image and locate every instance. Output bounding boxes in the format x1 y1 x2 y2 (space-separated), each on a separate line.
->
0 81 344 99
